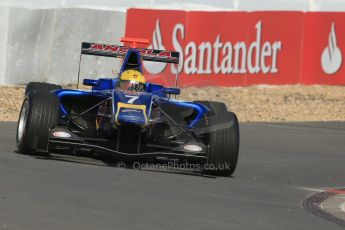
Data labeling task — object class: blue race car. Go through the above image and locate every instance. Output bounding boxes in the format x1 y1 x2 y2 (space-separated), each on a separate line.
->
16 38 239 176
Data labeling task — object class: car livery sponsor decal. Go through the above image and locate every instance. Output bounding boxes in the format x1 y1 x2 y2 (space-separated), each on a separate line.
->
52 131 71 138
184 144 202 152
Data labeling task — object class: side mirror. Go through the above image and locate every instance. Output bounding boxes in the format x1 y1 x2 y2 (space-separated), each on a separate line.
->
163 87 180 95
83 79 99 87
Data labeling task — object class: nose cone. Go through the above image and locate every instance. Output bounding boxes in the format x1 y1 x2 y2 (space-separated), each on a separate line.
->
115 102 148 127
113 91 153 127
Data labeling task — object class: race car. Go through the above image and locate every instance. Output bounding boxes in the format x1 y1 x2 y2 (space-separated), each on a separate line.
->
16 38 239 176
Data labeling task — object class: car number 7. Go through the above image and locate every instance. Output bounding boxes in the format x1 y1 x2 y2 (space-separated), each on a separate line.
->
125 95 139 104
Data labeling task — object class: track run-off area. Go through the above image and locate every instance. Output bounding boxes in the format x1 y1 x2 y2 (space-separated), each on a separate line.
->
0 121 344 230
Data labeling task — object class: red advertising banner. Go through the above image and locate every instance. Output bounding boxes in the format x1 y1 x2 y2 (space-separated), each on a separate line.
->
126 9 345 87
246 11 304 85
301 12 345 85
181 11 248 87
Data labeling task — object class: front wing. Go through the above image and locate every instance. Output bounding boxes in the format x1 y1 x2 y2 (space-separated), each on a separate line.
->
48 127 207 161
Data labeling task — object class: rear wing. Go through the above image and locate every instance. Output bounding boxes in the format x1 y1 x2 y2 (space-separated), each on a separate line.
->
81 42 179 64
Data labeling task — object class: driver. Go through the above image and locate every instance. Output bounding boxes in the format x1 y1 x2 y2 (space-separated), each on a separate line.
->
118 69 146 92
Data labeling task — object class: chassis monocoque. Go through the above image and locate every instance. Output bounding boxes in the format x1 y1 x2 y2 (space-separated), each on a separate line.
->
16 39 240 176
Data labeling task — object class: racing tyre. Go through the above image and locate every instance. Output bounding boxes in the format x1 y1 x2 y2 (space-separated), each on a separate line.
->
25 82 61 96
196 101 239 177
16 91 60 155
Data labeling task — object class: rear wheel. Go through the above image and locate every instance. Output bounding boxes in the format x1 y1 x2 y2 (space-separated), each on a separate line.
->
17 88 60 155
195 101 240 177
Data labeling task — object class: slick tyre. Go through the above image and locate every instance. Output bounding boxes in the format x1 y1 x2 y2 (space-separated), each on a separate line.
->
25 82 61 96
16 91 60 155
195 101 240 177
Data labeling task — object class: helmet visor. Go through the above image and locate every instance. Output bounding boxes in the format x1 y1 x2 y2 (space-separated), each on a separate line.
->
119 80 145 92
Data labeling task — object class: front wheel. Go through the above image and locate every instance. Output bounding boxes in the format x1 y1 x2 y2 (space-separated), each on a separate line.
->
195 101 240 177
25 82 61 96
205 112 239 176
16 92 60 155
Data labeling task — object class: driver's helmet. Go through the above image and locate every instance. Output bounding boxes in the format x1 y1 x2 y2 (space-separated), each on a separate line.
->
118 70 146 92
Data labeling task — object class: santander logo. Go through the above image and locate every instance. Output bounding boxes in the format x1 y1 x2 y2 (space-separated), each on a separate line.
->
144 20 167 74
144 19 283 75
321 23 343 75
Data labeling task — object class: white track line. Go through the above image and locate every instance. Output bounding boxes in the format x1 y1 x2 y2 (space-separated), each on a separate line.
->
298 187 325 193
340 202 345 212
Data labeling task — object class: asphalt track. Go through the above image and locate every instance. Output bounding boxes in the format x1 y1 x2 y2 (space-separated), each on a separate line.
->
0 121 345 230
